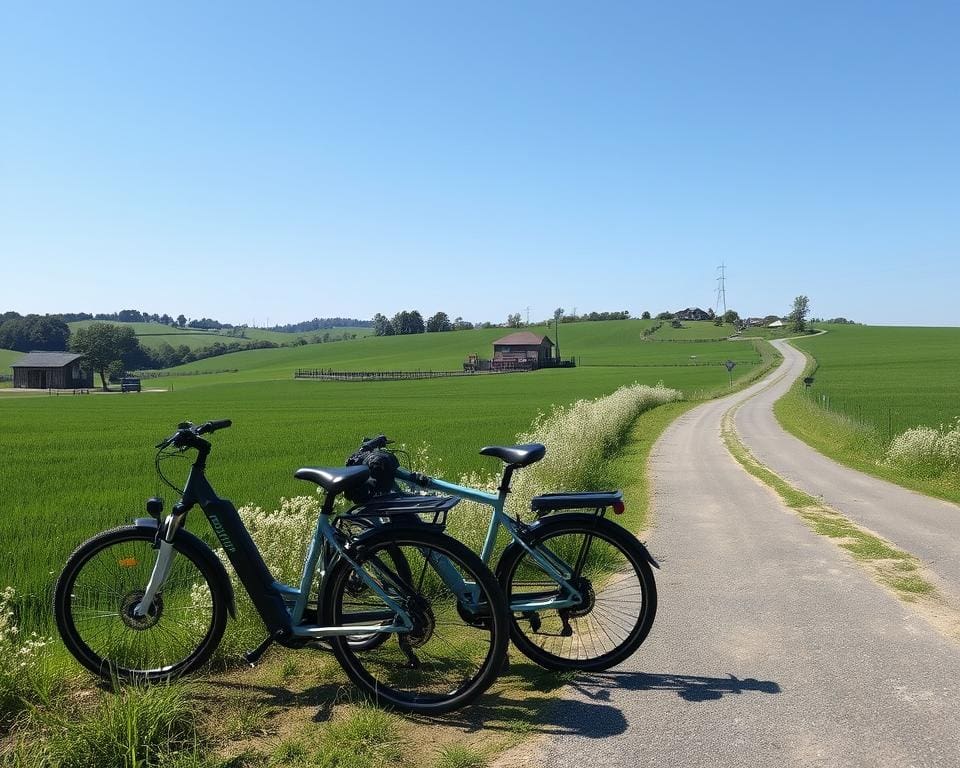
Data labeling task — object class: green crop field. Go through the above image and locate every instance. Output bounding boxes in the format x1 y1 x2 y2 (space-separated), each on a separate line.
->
787 324 960 437
66 320 371 352
775 323 960 506
0 320 772 624
648 320 736 340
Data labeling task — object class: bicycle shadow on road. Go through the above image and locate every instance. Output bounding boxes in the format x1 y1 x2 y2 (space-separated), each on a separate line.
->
405 660 628 738
569 671 782 703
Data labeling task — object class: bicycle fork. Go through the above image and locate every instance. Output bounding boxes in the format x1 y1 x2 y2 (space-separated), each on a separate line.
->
133 511 185 618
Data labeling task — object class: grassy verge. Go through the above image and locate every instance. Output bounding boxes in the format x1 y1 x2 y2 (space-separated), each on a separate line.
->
774 344 960 506
720 406 959 621
608 400 699 534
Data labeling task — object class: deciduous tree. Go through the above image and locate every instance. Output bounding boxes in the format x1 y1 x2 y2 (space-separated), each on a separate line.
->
426 312 452 332
788 296 810 332
69 322 140 390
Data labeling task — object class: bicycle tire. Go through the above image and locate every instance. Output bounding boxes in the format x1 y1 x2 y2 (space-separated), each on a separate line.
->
496 515 657 671
321 526 509 713
54 526 228 682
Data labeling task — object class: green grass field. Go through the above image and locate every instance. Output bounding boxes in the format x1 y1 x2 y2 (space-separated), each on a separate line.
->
160 320 766 387
775 323 960 505
0 320 771 618
0 349 19 387
787 324 960 438
648 320 735 340
66 320 371 351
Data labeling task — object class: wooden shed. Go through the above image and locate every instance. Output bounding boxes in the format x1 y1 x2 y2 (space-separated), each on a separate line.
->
492 332 555 370
11 352 93 389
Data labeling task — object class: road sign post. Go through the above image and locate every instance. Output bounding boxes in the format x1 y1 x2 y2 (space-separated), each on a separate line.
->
725 359 736 387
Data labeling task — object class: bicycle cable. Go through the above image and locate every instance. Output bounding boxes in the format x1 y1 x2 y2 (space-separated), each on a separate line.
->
155 447 190 495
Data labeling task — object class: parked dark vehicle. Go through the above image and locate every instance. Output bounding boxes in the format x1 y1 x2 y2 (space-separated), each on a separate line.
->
121 377 142 393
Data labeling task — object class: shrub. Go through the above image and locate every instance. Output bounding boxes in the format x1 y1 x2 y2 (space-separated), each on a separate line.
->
507 382 680 516
884 417 960 476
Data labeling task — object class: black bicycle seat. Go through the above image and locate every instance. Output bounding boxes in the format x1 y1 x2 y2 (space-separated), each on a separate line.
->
479 443 546 467
294 465 370 495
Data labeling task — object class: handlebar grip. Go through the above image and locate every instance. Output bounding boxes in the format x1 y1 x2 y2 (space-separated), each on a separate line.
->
198 419 232 435
360 434 389 451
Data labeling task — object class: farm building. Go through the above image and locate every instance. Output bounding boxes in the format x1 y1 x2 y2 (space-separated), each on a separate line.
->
674 307 713 321
491 332 555 370
11 351 93 389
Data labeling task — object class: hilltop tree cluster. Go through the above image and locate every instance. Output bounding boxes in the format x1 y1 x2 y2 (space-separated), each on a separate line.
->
59 309 186 326
0 313 70 352
371 311 473 336
557 310 630 323
49 309 371 333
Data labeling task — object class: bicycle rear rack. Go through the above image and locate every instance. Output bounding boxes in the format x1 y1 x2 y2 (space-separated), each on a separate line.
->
342 492 460 529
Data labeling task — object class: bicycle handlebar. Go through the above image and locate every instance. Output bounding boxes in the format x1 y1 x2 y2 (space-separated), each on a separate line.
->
198 419 232 435
156 419 232 450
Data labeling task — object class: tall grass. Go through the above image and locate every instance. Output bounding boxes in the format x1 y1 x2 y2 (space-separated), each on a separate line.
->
0 587 56 728
7 683 201 768
884 417 960 477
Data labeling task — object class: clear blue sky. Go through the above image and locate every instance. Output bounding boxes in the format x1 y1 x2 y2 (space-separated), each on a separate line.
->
1 1 957 326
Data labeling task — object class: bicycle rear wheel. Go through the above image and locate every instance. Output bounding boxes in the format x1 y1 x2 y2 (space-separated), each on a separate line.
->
54 526 228 682
497 515 657 671
322 526 508 713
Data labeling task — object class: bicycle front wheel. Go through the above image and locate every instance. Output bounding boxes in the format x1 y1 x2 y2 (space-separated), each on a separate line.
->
497 515 657 671
322 526 509 714
54 526 228 682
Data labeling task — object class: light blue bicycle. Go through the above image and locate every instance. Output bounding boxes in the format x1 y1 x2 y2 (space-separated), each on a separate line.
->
345 436 659 671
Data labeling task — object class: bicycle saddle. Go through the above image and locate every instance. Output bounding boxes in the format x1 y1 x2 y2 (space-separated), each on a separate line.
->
479 443 546 467
294 465 370 494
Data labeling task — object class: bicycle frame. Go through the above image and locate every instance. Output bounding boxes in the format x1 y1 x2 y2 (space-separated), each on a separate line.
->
141 449 417 644
394 468 584 613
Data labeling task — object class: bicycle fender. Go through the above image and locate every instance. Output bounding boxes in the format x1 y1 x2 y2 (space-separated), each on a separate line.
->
495 513 660 582
345 523 446 552
132 520 238 619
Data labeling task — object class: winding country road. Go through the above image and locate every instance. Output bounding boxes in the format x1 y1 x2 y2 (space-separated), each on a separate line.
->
497 341 960 768
738 339 960 602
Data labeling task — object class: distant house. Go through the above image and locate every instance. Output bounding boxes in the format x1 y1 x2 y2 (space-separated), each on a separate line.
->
745 317 765 327
491 332 555 370
11 351 93 389
674 307 712 322
767 319 785 328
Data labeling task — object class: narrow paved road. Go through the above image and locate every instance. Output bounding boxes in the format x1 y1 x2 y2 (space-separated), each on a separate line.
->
496 354 960 768
736 338 960 602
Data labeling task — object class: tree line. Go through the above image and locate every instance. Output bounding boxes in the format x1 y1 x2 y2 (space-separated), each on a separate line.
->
373 308 635 336
371 311 475 336
35 310 371 332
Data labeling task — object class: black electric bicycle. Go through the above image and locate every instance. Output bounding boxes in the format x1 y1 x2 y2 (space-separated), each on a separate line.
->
53 420 509 714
